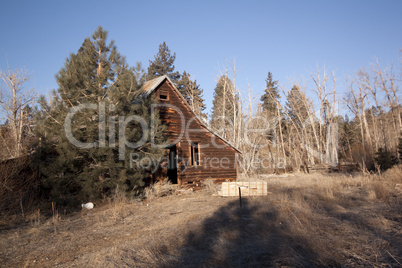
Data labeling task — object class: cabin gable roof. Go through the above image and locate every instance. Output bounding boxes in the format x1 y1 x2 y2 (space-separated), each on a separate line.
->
140 75 242 154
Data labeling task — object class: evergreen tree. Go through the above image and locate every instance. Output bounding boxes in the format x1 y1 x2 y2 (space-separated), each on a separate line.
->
36 27 167 202
260 72 280 116
286 85 309 126
177 71 206 120
132 61 146 85
338 114 358 161
210 75 240 140
176 70 190 102
147 42 180 84
374 147 394 171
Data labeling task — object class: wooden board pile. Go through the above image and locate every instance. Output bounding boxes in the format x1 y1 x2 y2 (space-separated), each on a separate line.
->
218 181 268 197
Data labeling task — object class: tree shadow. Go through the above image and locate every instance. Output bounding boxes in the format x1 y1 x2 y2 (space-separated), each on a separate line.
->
168 198 320 268
312 192 402 266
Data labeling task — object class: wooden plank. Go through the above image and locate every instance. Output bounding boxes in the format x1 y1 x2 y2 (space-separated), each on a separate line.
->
218 182 268 197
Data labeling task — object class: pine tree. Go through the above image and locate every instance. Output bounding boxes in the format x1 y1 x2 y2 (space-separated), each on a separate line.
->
177 71 206 120
176 70 190 102
338 114 358 161
36 27 167 202
210 75 240 140
147 42 180 85
374 147 393 171
132 61 146 85
286 85 309 126
260 72 280 116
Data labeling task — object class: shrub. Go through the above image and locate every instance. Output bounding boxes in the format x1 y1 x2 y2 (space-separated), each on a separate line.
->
144 179 174 200
374 148 394 171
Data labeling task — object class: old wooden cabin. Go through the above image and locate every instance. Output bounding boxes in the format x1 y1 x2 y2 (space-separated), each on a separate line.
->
140 75 240 187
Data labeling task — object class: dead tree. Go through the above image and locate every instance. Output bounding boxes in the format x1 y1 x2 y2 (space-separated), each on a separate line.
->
0 67 36 159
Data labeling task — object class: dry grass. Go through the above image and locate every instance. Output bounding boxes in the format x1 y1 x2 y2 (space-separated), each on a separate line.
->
0 166 401 267
201 178 219 194
250 169 402 267
108 185 131 221
144 179 175 200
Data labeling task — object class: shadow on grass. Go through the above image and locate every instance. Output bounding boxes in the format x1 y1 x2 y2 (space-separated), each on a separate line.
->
169 198 322 268
312 192 402 266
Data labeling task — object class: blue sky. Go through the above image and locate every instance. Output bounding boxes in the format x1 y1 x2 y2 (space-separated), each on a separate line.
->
1 0 401 115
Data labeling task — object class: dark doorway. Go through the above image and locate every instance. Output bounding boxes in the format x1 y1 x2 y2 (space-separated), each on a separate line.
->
167 144 178 184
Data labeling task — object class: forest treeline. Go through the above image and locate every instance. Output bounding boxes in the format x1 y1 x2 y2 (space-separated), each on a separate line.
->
211 62 402 175
0 27 401 213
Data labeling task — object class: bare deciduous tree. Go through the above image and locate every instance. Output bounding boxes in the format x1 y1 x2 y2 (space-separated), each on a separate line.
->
0 67 36 158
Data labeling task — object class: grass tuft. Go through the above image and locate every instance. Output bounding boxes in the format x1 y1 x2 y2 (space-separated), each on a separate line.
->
144 179 174 200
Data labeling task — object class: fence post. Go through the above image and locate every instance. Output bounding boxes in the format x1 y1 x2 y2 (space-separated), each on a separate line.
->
239 187 242 207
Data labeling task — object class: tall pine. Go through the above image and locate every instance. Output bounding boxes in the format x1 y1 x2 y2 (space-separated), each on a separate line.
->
177 71 206 120
286 85 309 126
36 27 167 202
147 42 180 85
210 75 240 141
260 72 280 116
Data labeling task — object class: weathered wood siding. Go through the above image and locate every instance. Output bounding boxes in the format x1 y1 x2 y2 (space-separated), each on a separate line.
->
153 79 238 185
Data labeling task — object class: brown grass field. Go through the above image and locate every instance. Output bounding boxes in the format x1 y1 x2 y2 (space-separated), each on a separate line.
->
0 166 401 267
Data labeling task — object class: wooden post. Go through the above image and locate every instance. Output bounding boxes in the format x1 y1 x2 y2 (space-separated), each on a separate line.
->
239 187 242 207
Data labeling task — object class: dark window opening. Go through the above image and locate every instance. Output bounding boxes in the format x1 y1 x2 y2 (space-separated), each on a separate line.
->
159 90 168 100
190 143 200 166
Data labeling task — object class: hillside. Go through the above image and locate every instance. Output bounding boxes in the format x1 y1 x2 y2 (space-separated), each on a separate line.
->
0 168 401 267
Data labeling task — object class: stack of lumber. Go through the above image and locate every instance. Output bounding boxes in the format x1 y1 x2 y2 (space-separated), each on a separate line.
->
218 181 268 197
